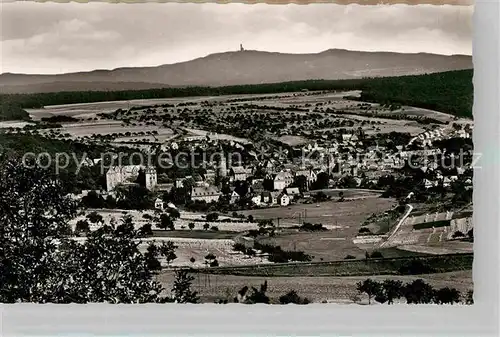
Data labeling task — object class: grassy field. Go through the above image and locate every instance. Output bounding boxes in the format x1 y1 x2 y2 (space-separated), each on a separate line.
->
157 269 473 304
151 229 237 240
239 198 396 228
196 253 473 277
3 70 472 118
239 198 396 262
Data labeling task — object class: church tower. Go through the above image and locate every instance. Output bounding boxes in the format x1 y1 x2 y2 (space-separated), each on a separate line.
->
218 151 227 178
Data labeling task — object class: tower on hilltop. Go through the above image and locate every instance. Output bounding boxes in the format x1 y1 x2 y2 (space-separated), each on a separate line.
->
240 43 244 52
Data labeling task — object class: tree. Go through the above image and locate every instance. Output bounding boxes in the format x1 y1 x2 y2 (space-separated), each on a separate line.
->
167 208 181 219
0 159 166 303
87 211 103 224
356 279 381 304
379 280 404 304
279 290 310 305
237 281 271 304
1 159 76 302
404 279 436 304
189 257 196 264
137 223 153 237
203 223 210 231
370 251 384 259
467 228 474 242
206 212 219 222
338 191 345 202
158 213 174 231
171 269 199 303
144 243 162 272
465 289 474 305
81 190 105 208
75 220 91 235
312 172 329 190
434 287 461 305
188 222 195 231
159 241 177 266
114 214 136 237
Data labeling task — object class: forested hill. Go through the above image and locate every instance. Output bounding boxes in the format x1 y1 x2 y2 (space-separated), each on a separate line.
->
359 70 473 118
0 49 472 93
0 69 473 120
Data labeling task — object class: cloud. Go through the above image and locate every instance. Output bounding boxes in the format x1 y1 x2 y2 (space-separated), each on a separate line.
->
0 3 473 74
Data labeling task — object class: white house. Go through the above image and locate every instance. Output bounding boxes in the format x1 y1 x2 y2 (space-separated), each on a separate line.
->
273 171 294 191
261 191 279 205
251 195 262 206
229 190 241 204
154 198 164 210
278 193 290 207
191 186 222 203
229 166 251 182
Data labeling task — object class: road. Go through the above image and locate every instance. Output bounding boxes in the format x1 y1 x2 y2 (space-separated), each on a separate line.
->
379 204 414 248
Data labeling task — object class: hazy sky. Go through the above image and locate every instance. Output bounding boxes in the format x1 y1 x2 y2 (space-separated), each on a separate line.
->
1 3 473 74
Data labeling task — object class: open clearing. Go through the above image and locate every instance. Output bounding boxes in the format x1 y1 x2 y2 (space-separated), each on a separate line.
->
239 197 396 228
239 198 396 262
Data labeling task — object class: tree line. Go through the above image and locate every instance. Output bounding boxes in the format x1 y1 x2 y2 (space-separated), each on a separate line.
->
356 278 473 305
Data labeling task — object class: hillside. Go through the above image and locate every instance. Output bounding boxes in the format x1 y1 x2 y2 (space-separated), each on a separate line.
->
0 49 472 94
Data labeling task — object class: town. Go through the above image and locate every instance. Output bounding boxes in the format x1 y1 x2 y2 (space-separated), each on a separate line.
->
1 84 474 304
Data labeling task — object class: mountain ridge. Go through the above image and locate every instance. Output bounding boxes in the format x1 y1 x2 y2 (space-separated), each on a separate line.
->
0 49 473 94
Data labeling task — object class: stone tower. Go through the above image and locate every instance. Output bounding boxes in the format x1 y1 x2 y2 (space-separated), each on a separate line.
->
218 151 227 178
144 166 158 190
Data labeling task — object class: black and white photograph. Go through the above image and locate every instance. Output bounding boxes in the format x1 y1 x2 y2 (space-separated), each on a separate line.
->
1 1 476 308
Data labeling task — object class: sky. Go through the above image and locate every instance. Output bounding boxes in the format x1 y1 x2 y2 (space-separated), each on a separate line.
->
1 3 473 74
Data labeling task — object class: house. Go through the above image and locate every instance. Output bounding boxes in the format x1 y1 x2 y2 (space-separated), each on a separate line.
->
154 198 164 210
175 176 192 188
285 187 301 198
423 179 436 189
203 169 217 184
229 190 241 204
278 193 290 207
261 191 279 205
294 169 317 189
191 186 222 203
156 183 174 193
250 179 265 194
273 171 294 190
270 191 281 205
106 165 157 192
229 166 251 182
251 195 262 206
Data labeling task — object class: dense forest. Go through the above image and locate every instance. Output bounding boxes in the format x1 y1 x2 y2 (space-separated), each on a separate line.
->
0 101 31 121
359 70 473 118
0 69 473 120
